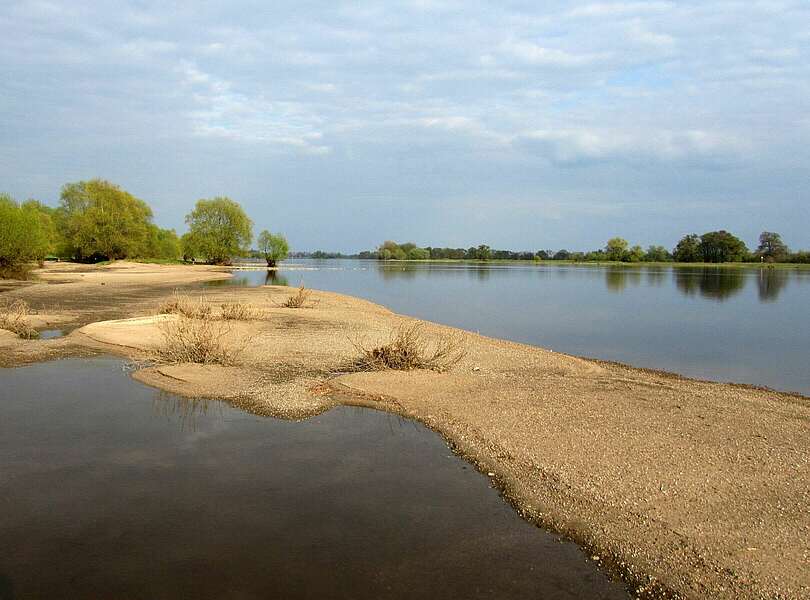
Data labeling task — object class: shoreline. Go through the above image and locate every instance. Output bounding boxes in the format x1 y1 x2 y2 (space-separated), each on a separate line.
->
1 261 809 599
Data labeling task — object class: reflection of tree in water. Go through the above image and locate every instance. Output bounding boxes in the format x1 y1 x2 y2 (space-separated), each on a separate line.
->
756 268 788 302
264 270 289 286
604 267 641 292
645 268 667 286
378 264 419 280
673 268 745 301
152 391 222 432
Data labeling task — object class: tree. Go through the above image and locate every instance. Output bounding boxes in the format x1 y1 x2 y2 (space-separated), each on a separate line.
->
699 230 748 263
553 249 571 260
644 245 671 262
257 230 289 267
756 231 788 262
627 245 645 262
407 247 430 260
56 179 153 261
673 234 701 262
605 237 629 261
143 225 181 260
184 197 253 265
0 194 52 275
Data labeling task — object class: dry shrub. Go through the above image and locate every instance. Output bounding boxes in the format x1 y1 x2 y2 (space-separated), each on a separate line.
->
219 301 262 321
281 284 313 308
158 292 212 319
353 322 466 373
0 299 38 339
152 316 244 365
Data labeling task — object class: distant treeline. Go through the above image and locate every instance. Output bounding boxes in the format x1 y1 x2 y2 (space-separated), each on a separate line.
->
0 179 288 278
365 233 810 264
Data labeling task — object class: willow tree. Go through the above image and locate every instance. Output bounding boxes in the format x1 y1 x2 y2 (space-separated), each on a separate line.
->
57 179 153 261
184 197 253 264
256 230 289 267
0 194 52 275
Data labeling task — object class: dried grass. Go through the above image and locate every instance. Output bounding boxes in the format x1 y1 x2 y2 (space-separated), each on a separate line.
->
281 284 313 308
151 316 245 365
158 292 212 319
219 301 262 321
0 299 38 339
352 321 466 373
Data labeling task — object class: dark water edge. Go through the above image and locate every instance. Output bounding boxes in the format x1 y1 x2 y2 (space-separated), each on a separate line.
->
212 260 810 395
0 358 629 600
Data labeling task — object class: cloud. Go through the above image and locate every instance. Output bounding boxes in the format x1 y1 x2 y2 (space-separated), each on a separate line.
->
515 129 747 166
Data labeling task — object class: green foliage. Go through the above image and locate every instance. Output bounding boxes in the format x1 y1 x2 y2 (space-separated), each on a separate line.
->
143 225 181 260
644 245 671 262
257 230 289 266
0 194 52 275
184 197 253 264
673 234 701 262
407 247 430 260
756 231 788 262
698 230 748 263
56 179 153 261
604 237 629 261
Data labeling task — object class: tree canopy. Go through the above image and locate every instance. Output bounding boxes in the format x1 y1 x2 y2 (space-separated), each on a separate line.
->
183 197 253 264
0 194 52 273
756 231 788 262
257 230 289 267
56 179 155 261
698 230 748 263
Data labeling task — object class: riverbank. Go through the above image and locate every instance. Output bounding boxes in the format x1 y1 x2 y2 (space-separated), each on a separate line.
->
1 261 808 599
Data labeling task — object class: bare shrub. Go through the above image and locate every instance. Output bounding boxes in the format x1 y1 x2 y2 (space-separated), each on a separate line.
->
219 301 262 321
353 322 466 373
151 316 244 365
0 299 38 339
158 292 212 319
282 284 313 308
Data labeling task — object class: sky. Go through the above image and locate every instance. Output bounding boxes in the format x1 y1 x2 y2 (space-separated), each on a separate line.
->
1 1 808 253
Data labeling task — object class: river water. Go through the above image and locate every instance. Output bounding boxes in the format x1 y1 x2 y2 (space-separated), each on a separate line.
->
216 260 810 395
0 358 629 599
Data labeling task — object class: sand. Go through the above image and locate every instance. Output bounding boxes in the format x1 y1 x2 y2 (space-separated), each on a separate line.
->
1 261 808 599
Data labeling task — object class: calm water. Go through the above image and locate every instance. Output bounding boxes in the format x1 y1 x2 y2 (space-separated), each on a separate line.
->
221 260 810 394
0 358 629 600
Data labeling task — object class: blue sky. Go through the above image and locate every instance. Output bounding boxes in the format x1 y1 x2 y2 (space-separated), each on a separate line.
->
1 0 808 252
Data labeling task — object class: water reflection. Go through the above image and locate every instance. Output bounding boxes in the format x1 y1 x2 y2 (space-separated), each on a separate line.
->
756 268 789 302
152 391 221 432
673 268 746 301
264 270 289 286
604 267 642 293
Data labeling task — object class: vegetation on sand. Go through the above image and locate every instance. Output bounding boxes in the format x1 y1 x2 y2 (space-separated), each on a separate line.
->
0 299 39 339
352 322 466 373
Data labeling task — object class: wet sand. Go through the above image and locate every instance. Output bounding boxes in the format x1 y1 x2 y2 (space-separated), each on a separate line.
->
2 262 809 599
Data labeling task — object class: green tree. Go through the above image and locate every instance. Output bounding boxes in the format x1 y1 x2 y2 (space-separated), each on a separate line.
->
257 230 289 267
673 234 701 262
142 225 181 260
626 245 645 262
605 237 629 261
407 247 430 260
0 194 52 275
644 245 671 262
699 230 748 263
57 179 153 261
756 231 788 262
184 197 253 265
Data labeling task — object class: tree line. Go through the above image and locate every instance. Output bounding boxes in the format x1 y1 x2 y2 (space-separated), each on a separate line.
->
366 232 810 264
0 179 289 277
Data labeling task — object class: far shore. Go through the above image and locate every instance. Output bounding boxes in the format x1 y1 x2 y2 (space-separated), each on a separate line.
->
1 261 808 600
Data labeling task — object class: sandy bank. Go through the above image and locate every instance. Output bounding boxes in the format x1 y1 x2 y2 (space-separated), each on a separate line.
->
1 262 808 599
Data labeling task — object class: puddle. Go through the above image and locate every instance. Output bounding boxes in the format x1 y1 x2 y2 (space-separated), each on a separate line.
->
37 329 63 339
0 358 630 599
